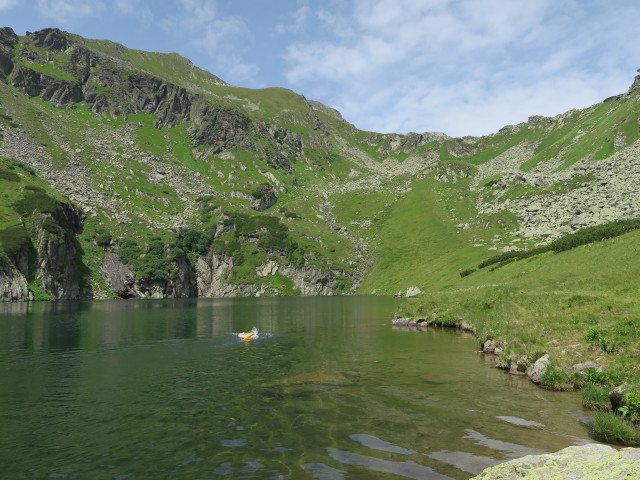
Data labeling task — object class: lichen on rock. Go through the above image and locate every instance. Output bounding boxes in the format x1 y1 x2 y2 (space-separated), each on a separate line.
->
471 443 640 479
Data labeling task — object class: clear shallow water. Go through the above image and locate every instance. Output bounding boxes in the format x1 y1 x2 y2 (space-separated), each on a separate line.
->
0 297 594 479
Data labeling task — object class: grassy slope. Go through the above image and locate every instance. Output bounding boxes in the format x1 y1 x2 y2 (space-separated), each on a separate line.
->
357 174 516 294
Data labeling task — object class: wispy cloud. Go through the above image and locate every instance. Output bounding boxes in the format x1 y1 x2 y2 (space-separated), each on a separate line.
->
0 0 21 11
275 4 310 34
284 0 640 136
113 0 153 24
35 0 105 23
161 0 258 84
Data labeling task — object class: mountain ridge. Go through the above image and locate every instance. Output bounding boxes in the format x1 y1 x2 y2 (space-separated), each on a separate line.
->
0 26 639 303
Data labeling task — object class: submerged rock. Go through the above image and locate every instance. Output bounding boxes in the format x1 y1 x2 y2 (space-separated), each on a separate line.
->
471 443 640 479
260 371 349 388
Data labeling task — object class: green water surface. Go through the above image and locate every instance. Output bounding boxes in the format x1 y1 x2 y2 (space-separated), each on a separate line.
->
0 297 594 479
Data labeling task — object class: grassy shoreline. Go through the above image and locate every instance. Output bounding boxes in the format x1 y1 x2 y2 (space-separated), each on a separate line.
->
394 230 640 445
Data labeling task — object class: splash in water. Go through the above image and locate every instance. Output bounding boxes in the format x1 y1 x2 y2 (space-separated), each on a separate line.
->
237 327 259 341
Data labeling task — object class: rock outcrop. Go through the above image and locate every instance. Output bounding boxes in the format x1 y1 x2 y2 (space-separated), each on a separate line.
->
32 208 85 299
471 443 640 479
0 259 31 301
0 27 18 80
100 250 197 299
525 354 550 384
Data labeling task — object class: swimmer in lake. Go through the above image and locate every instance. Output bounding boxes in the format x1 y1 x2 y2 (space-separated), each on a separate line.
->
238 327 259 341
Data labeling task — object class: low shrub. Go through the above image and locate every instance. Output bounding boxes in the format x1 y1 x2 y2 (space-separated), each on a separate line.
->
478 246 551 270
0 249 10 266
95 231 112 247
623 391 640 420
474 218 640 274
175 228 211 257
478 251 521 269
332 275 353 293
585 327 601 343
460 268 476 278
41 217 63 236
585 368 607 385
279 207 300 219
118 236 176 283
0 225 30 257
550 218 640 253
222 212 304 260
13 191 70 229
0 169 20 182
117 237 142 265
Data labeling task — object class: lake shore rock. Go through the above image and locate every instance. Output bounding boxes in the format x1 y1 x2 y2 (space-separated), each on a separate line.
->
471 443 640 479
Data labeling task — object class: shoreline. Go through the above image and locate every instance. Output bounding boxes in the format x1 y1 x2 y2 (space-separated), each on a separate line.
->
391 312 640 447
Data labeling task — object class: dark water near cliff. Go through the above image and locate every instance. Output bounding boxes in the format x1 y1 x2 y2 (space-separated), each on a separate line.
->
0 297 593 479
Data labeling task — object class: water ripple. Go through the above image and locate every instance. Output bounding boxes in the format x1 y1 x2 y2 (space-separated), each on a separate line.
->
349 433 418 455
327 448 452 480
463 429 546 458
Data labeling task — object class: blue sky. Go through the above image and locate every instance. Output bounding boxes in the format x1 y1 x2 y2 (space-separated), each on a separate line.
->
1 0 639 137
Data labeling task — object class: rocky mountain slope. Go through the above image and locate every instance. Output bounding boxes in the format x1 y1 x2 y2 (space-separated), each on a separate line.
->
1 26 639 301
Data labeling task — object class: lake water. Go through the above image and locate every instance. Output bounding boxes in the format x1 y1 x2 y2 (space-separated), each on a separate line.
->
0 296 594 479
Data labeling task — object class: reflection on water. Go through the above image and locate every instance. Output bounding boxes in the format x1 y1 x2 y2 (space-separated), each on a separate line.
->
0 297 595 479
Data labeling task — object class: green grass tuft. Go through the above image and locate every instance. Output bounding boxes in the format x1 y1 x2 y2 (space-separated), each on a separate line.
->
590 412 640 446
582 384 612 411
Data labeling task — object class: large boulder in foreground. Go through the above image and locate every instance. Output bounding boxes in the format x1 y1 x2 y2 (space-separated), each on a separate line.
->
471 443 640 479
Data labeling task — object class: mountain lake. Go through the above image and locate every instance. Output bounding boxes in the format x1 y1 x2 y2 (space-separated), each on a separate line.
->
0 296 596 479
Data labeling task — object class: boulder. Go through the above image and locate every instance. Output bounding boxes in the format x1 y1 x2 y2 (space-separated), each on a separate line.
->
405 285 422 297
390 317 427 327
249 184 278 211
610 384 628 412
391 317 411 326
471 444 640 479
569 215 586 230
526 354 550 384
573 361 603 374
482 340 496 353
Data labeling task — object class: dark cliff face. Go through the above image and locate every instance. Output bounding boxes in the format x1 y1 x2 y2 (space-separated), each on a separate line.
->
0 27 18 79
188 104 254 151
0 196 88 301
10 63 83 107
33 212 82 299
83 72 192 127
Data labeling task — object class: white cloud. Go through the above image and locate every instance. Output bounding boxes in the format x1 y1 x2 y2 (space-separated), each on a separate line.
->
35 0 105 23
161 0 258 85
0 0 21 11
113 0 152 24
283 0 640 136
